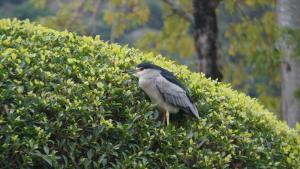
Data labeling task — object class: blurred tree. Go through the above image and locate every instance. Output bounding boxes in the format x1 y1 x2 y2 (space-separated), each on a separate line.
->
157 0 222 80
0 0 25 6
192 0 223 80
222 0 280 115
277 0 300 127
0 0 51 20
28 0 151 44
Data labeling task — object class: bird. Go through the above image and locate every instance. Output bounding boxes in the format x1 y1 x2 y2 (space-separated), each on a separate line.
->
130 62 200 126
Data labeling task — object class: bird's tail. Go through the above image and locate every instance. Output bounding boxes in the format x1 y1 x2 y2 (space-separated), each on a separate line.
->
190 104 200 119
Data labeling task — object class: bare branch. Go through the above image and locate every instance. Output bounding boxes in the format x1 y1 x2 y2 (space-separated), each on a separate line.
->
88 0 103 35
161 0 194 24
68 0 87 29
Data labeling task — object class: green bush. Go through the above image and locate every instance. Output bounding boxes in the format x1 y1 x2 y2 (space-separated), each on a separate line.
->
0 19 300 169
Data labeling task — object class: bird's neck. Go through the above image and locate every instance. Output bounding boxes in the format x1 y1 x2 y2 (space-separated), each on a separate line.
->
140 77 156 80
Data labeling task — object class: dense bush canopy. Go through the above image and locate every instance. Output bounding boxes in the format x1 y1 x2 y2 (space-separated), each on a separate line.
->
0 19 300 169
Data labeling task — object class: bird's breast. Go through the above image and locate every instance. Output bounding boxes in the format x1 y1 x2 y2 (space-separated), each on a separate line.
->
138 78 160 100
138 78 179 113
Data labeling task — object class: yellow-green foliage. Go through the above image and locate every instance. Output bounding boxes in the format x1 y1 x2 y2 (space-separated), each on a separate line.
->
0 19 299 168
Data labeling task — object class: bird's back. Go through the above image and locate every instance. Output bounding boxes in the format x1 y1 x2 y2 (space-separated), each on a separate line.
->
155 75 200 119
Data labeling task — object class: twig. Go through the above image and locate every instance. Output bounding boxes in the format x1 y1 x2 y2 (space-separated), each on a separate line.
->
88 0 102 35
68 0 87 30
161 0 194 24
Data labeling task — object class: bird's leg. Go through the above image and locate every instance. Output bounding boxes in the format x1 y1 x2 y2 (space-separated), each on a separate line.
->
166 111 170 126
162 111 166 125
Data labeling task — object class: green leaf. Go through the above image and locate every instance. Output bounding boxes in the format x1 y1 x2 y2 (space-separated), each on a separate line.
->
25 57 31 64
43 145 49 154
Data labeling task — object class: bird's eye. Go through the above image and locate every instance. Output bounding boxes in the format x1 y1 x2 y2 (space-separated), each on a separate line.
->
140 67 144 71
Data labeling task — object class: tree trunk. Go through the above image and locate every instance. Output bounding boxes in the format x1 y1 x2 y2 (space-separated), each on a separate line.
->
193 0 223 81
277 0 300 127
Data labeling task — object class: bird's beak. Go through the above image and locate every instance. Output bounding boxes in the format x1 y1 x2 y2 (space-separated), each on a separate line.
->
124 68 139 76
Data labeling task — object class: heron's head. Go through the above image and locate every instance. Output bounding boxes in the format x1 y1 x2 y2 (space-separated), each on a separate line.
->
133 62 163 78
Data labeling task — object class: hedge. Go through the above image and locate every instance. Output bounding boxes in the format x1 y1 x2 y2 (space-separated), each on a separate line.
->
0 19 300 169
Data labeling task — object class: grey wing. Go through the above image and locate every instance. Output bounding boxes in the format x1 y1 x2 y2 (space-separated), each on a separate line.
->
155 76 200 119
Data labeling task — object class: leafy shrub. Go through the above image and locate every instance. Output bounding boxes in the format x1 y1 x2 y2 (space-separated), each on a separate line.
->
0 19 300 169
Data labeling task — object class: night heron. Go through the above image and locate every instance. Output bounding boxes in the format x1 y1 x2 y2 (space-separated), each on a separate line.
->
131 62 200 126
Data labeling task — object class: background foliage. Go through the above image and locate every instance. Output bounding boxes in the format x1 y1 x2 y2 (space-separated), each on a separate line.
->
0 19 300 169
220 0 280 114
